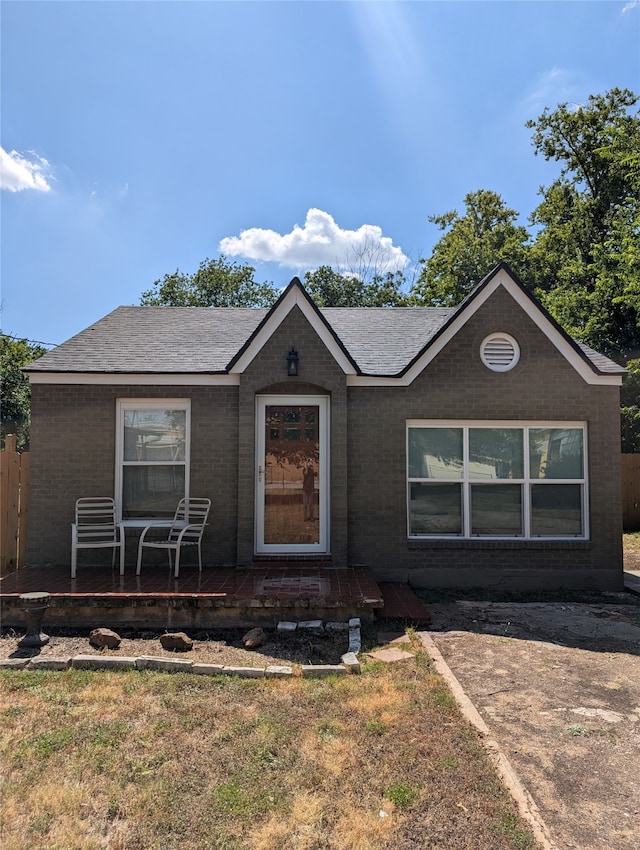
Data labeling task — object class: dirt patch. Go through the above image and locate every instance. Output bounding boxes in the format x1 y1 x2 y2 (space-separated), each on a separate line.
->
427 595 640 850
0 625 360 668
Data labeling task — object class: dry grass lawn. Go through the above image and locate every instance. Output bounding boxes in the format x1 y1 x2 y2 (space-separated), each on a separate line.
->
0 635 540 850
624 531 640 553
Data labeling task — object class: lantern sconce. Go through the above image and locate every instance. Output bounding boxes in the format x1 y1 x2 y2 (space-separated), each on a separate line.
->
287 348 299 377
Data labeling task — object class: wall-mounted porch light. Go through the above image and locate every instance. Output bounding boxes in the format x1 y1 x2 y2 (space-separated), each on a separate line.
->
287 348 299 377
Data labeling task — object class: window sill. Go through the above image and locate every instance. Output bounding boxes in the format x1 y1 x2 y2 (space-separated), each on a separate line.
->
407 538 590 550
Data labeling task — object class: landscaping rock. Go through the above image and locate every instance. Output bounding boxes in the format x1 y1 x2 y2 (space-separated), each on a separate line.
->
72 655 137 670
265 665 293 678
160 632 193 652
298 620 324 635
277 621 298 633
89 627 122 649
29 656 72 671
368 647 415 663
192 663 225 676
242 627 267 648
136 655 193 673
221 666 265 678
341 652 361 673
301 664 346 678
0 658 30 669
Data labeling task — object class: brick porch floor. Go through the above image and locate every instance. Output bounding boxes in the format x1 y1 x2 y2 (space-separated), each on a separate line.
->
0 563 382 601
0 564 389 629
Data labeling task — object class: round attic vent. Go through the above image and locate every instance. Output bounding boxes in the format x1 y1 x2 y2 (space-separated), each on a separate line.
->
480 333 520 372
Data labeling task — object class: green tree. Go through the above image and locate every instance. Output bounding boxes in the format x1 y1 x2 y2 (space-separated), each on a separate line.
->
409 190 531 307
1 333 47 449
304 265 409 307
527 88 639 355
140 255 278 307
621 358 640 453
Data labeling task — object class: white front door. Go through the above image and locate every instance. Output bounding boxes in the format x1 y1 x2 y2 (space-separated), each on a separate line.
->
255 395 329 554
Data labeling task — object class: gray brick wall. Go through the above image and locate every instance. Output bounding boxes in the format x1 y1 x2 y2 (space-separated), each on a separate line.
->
346 288 624 589
28 384 239 567
27 287 624 590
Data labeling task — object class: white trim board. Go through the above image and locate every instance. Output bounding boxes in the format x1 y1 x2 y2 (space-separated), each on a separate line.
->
28 373 240 386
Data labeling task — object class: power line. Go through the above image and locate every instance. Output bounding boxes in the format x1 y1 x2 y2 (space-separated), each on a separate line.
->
1 332 58 349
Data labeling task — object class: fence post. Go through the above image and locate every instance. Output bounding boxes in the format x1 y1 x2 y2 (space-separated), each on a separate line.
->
1 435 28 574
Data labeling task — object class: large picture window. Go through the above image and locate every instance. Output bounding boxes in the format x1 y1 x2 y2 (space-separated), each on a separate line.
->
116 400 190 520
407 422 587 539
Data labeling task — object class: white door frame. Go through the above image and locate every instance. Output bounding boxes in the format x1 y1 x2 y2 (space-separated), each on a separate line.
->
255 395 330 555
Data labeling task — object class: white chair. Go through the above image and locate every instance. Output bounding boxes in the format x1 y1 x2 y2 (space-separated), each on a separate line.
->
136 498 211 578
71 498 125 579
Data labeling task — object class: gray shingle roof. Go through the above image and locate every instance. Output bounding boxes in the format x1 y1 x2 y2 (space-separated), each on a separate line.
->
573 341 626 375
26 306 268 374
25 301 625 378
320 307 454 374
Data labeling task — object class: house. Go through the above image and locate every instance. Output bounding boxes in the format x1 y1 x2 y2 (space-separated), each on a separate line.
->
24 263 626 591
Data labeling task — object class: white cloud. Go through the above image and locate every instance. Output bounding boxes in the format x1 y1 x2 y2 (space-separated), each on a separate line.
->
0 147 52 192
219 208 409 274
622 1 638 13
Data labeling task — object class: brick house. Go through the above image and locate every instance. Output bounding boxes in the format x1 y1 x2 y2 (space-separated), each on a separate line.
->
24 263 626 590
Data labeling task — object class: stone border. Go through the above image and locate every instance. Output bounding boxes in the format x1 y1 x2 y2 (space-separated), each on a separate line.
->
418 632 557 850
0 619 363 678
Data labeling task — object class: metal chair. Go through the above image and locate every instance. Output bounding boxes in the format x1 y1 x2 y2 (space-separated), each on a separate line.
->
71 497 125 578
136 497 211 578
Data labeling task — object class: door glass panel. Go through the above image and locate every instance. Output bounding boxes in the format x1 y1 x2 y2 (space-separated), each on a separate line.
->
264 405 319 545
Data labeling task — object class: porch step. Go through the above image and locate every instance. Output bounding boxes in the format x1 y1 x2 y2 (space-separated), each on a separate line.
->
377 583 431 624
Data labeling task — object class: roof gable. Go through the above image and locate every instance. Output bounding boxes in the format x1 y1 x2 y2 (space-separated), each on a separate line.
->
368 263 623 387
227 277 358 375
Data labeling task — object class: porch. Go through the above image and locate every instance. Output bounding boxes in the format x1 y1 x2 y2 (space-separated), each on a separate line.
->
0 563 416 630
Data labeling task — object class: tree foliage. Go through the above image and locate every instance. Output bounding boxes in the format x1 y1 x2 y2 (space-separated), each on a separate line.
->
409 190 531 307
0 334 47 448
621 358 640 453
411 89 639 360
303 266 409 307
140 255 278 308
526 88 639 355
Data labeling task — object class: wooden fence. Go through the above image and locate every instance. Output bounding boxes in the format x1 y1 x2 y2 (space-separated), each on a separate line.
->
1 443 639 573
622 454 640 531
0 435 30 575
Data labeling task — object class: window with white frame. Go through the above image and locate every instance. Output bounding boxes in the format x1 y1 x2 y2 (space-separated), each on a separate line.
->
116 400 190 520
407 422 587 539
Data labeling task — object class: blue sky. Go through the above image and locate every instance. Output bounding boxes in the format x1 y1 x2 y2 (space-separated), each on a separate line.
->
1 0 638 349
